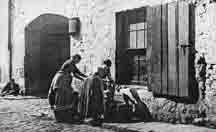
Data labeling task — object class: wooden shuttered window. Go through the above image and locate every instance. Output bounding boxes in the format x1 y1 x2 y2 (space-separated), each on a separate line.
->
147 1 196 98
116 8 148 85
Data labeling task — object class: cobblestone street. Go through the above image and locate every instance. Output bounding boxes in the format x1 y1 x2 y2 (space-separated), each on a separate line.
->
0 96 114 132
0 96 216 132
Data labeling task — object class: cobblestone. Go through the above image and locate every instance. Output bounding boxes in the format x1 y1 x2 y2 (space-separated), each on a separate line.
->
0 96 114 132
0 96 216 132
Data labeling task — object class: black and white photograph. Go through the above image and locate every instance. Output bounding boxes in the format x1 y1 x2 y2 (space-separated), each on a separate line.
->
0 0 216 131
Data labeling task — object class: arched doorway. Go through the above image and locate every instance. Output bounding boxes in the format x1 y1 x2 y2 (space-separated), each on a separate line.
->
25 14 70 95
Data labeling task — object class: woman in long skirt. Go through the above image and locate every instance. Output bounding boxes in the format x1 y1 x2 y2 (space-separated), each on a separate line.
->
79 67 105 126
48 54 87 123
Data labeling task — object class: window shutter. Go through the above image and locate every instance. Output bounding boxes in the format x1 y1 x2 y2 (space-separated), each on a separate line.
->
167 2 178 96
178 1 190 97
177 1 196 98
147 1 195 98
116 12 130 84
146 6 153 91
161 4 168 95
147 5 162 93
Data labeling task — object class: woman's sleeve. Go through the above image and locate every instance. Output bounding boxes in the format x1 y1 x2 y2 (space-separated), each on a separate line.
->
72 64 87 78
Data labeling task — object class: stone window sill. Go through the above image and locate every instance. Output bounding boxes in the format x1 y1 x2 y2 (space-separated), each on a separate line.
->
119 84 148 90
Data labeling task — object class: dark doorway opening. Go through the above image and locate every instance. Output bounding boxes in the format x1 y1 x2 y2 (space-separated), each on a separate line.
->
24 14 70 96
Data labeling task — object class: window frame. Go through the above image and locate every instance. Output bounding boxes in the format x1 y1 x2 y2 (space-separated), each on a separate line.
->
116 7 148 86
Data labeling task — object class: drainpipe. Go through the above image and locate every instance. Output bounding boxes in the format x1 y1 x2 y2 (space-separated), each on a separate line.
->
8 0 14 80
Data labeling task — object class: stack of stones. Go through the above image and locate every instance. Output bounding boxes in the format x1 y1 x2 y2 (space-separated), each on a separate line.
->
139 94 209 124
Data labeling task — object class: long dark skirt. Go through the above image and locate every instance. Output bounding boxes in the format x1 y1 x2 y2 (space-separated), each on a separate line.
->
48 71 79 122
79 75 104 121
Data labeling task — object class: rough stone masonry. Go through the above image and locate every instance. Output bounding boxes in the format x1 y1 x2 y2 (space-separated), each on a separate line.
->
0 0 216 124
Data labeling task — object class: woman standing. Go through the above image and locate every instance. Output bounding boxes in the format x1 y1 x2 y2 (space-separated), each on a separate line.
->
48 54 87 123
102 59 114 83
79 67 105 126
102 59 116 101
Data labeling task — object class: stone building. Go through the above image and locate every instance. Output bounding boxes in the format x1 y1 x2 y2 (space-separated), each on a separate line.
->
1 0 216 123
0 0 10 83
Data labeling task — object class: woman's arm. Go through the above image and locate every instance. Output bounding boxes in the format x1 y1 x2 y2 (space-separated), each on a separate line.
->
71 64 87 79
76 70 88 78
74 73 85 81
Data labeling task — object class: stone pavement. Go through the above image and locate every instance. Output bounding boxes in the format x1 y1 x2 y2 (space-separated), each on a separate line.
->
0 96 216 132
0 96 113 132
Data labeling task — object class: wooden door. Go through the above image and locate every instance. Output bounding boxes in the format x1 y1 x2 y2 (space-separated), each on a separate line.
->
25 14 70 95
147 1 196 99
40 24 70 93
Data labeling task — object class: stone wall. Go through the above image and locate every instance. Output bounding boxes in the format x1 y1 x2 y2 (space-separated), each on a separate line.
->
68 0 177 77
6 0 216 124
195 0 216 122
137 89 209 124
12 0 178 90
0 0 9 83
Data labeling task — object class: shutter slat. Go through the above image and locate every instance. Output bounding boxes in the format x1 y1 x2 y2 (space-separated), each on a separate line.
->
150 5 162 94
161 4 168 95
147 6 153 91
168 2 178 96
178 1 189 97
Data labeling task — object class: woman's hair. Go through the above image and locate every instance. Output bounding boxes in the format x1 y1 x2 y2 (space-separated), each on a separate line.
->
72 54 82 60
103 59 112 67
